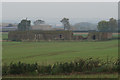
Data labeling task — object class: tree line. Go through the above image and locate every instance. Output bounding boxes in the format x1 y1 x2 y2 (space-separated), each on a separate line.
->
17 18 118 32
97 18 118 32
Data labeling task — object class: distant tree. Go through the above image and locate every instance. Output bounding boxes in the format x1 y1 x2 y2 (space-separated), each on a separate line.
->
18 19 31 31
97 18 117 32
97 20 109 31
118 19 120 32
33 20 45 25
60 18 71 30
108 18 117 31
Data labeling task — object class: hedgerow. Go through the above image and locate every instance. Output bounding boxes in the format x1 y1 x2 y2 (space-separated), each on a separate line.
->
2 58 119 75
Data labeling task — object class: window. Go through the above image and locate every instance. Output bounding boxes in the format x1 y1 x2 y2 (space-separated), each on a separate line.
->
93 35 96 40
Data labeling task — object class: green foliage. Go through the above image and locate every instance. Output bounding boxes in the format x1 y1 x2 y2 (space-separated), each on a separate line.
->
97 18 117 32
2 64 9 75
2 58 119 75
4 62 38 75
18 19 31 31
109 18 118 31
97 20 109 31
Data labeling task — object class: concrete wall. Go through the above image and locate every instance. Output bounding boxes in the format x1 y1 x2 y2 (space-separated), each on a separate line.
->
8 30 73 41
87 32 112 40
8 31 113 41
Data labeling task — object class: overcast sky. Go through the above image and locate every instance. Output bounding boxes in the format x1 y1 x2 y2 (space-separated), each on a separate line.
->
2 2 118 23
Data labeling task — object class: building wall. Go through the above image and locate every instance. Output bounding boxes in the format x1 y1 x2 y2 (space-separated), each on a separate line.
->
87 32 112 40
8 30 73 41
8 31 113 41
107 33 113 39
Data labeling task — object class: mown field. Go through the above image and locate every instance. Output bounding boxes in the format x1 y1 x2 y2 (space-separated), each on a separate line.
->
2 40 118 65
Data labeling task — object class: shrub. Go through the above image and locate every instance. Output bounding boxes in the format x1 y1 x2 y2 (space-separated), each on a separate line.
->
2 58 118 75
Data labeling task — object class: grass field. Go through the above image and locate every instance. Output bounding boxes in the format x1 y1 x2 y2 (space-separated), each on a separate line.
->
2 40 118 65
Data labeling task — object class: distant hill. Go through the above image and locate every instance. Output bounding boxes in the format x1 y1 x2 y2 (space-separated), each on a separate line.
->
73 22 98 31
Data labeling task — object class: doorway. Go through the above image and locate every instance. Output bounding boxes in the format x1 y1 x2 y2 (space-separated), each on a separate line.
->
59 34 62 39
92 35 96 40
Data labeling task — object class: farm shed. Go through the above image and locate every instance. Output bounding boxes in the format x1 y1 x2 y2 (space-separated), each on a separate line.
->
8 30 73 41
87 31 112 40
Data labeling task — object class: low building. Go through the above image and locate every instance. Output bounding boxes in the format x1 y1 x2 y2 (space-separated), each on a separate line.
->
87 31 112 40
8 30 73 41
8 30 113 41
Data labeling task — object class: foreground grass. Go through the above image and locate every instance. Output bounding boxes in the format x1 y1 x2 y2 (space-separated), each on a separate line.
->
2 40 118 64
3 73 118 78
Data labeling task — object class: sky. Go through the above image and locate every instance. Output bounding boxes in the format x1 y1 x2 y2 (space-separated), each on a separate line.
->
1 2 118 24
1 0 119 2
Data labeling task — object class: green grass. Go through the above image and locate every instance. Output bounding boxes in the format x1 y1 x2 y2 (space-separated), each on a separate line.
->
3 73 118 78
2 32 8 40
73 33 88 37
3 40 118 65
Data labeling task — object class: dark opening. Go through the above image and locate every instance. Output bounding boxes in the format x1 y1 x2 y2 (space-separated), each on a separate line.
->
59 34 62 39
93 35 96 40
